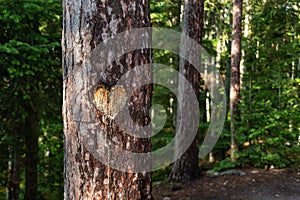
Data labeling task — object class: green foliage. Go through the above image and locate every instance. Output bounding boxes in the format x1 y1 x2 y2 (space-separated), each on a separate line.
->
150 0 180 154
38 118 63 199
150 0 181 28
235 0 300 169
0 0 62 198
151 165 172 182
214 158 240 171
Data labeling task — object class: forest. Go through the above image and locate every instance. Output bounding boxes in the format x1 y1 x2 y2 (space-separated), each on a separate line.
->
0 0 299 199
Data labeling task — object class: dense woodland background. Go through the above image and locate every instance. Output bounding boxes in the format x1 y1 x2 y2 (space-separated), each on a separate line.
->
0 0 299 199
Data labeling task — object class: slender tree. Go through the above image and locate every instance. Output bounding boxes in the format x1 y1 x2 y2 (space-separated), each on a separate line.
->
7 132 21 200
169 0 204 182
230 0 242 160
63 0 152 199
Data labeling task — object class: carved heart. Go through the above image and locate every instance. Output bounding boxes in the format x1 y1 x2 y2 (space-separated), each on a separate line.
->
94 85 126 119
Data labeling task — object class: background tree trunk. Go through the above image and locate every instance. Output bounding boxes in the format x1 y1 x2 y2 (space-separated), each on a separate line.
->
169 0 204 182
8 134 21 200
230 0 242 161
63 0 152 199
24 112 39 200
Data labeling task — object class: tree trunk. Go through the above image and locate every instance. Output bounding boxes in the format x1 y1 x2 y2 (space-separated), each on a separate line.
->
63 0 152 199
230 0 242 161
169 0 204 182
24 113 39 200
8 135 21 200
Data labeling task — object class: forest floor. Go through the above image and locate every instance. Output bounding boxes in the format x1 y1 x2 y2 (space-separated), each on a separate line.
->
152 168 300 200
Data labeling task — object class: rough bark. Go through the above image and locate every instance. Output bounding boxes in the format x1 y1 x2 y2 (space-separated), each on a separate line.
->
63 0 152 199
230 0 242 160
169 0 204 182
